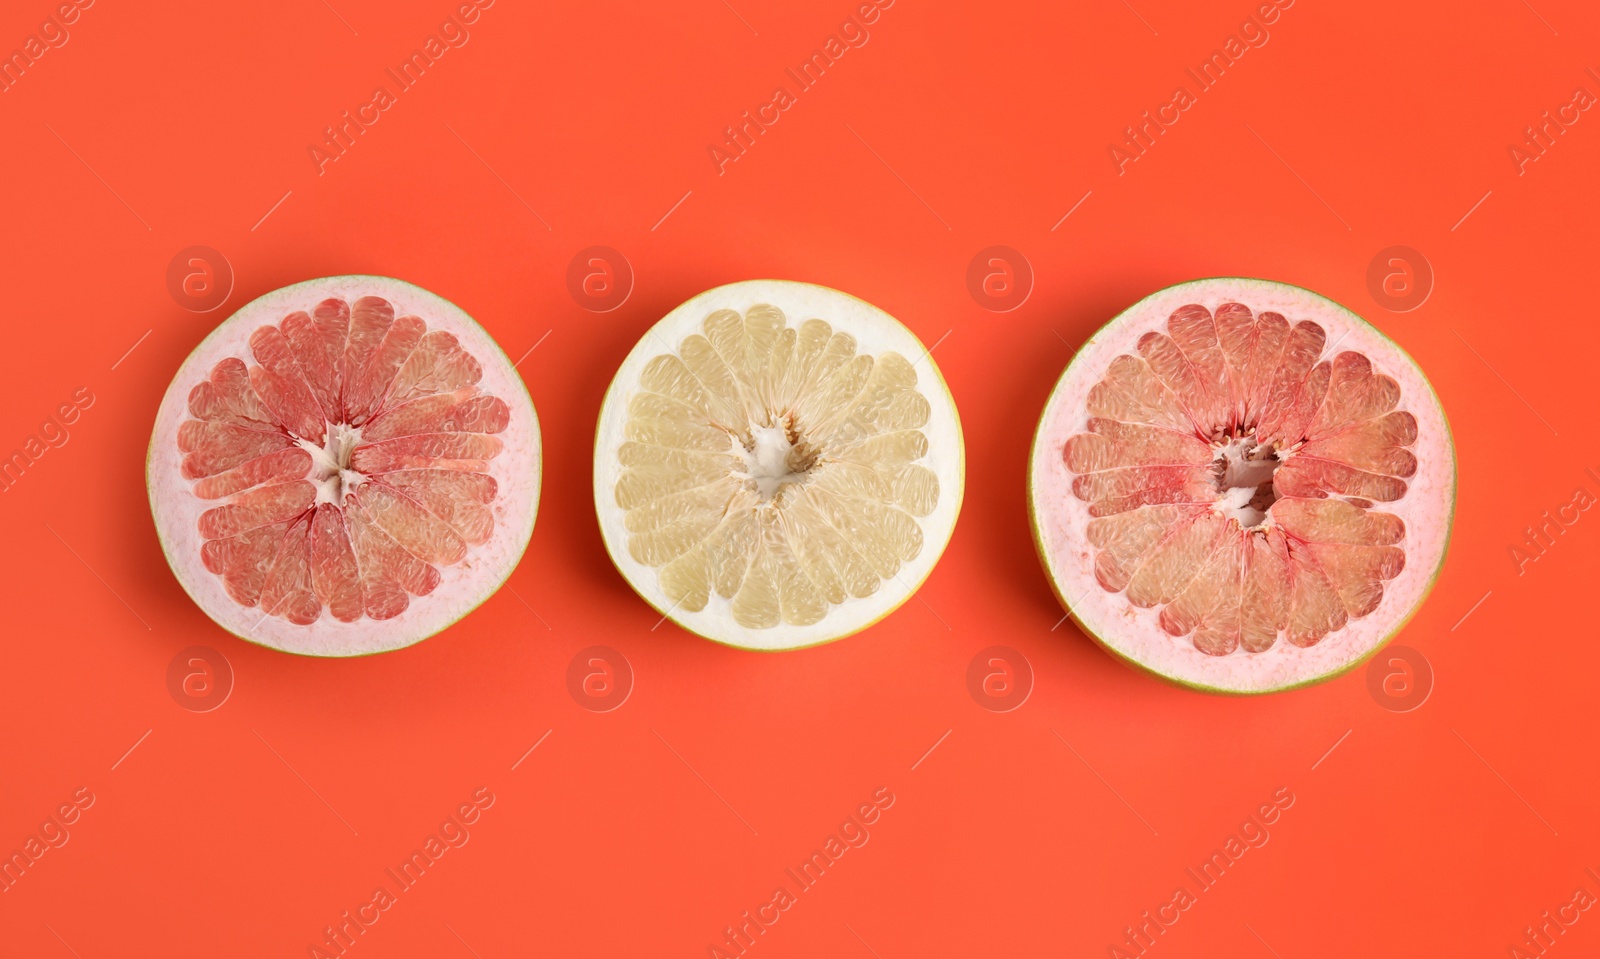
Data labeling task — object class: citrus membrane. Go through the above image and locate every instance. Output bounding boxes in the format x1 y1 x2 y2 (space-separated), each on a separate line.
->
594 280 964 650
148 276 540 656
1029 278 1453 694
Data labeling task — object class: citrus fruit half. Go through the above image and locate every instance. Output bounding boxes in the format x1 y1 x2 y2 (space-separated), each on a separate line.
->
1029 278 1454 694
148 276 541 656
594 280 964 650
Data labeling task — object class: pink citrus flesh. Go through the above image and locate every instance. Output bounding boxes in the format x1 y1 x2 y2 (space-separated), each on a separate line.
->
1029 278 1454 694
148 276 540 656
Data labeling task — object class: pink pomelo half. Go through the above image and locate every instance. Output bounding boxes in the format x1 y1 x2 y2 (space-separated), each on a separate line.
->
148 276 541 656
1029 278 1454 694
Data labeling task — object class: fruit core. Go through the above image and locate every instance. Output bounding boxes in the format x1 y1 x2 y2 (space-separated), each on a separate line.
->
1211 435 1281 529
734 420 821 504
299 424 367 505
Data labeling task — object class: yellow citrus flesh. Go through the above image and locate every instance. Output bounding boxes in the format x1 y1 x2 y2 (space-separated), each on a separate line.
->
617 305 939 631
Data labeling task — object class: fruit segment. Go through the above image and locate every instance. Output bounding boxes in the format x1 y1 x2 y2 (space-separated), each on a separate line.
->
615 306 939 630
176 296 508 625
1064 301 1418 656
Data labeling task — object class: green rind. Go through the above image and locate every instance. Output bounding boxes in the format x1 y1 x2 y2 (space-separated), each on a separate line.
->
1026 276 1456 695
592 279 966 652
146 274 541 658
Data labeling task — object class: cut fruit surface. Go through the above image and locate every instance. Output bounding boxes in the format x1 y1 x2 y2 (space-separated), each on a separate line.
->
148 276 540 656
1029 278 1453 694
594 280 964 650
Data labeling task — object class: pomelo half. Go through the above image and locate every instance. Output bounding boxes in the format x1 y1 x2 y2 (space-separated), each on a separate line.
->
1029 278 1453 694
594 280 964 650
148 276 540 656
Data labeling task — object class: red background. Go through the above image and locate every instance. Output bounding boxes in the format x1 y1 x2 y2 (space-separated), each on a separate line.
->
2 0 1597 956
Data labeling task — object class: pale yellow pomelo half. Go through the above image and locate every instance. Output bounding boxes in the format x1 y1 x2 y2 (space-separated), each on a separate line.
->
594 280 964 650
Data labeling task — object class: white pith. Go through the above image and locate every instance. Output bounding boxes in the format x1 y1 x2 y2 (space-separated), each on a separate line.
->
1212 436 1281 529
147 276 542 657
594 280 965 650
1029 278 1455 694
299 424 368 506
737 424 809 501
